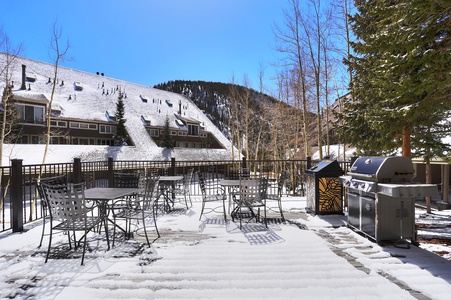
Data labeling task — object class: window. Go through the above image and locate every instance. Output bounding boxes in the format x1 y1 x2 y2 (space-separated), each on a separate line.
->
18 136 28 144
50 137 60 144
149 129 159 137
171 131 177 136
50 120 67 127
16 104 44 124
97 138 113 145
187 124 199 136
72 138 94 145
70 122 97 130
31 135 42 144
99 125 115 134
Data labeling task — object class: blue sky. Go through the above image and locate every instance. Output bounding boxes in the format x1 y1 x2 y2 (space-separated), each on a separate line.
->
1 0 288 95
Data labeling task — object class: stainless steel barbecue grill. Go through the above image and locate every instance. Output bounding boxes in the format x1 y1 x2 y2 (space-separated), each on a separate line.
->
340 156 438 243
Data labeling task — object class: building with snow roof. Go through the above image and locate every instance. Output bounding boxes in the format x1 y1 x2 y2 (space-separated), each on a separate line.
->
0 54 238 165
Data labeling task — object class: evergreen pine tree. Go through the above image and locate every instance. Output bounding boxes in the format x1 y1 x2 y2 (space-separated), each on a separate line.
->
114 92 128 145
161 115 175 149
338 0 451 157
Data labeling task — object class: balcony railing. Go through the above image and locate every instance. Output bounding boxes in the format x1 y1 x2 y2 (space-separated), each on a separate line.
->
0 157 351 233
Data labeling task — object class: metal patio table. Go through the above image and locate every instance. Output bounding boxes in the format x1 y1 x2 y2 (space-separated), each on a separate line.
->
159 176 184 211
84 187 142 248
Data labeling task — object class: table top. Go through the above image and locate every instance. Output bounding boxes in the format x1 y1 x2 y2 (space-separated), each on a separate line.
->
84 187 141 200
159 175 184 182
220 179 241 186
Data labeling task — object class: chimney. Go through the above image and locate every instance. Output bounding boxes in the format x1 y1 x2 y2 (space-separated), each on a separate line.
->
178 100 182 115
20 65 26 90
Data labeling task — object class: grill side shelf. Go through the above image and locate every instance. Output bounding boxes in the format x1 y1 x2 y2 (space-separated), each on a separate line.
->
377 183 438 198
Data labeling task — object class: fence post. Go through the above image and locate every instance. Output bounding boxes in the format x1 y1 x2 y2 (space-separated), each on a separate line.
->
73 158 82 184
242 157 247 170
108 157 114 187
171 157 176 176
11 159 23 232
306 156 312 170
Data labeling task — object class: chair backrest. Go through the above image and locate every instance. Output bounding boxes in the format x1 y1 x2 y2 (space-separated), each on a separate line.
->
183 168 194 188
239 178 267 204
197 171 207 195
137 170 148 190
114 172 140 188
41 182 88 224
197 172 216 195
36 174 68 206
142 177 160 210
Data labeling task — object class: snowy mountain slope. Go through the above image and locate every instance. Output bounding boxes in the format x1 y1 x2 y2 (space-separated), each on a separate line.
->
0 54 238 165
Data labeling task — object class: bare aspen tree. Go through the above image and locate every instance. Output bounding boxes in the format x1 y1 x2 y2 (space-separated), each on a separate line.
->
297 0 336 160
29 23 70 222
332 0 354 161
273 0 312 159
228 75 242 162
0 33 23 166
41 22 70 165
0 31 23 220
241 74 252 160
253 64 266 162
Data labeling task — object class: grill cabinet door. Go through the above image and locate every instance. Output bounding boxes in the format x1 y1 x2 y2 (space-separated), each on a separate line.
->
361 195 376 239
347 190 360 229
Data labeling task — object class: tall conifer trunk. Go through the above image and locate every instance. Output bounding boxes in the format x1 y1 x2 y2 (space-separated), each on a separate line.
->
402 125 411 157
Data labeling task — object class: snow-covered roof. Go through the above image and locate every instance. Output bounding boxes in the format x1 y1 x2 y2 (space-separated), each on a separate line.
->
0 54 238 165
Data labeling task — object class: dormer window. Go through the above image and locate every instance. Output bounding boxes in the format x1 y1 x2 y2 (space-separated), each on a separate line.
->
51 102 62 117
175 119 184 127
187 124 199 136
141 115 151 126
106 110 116 122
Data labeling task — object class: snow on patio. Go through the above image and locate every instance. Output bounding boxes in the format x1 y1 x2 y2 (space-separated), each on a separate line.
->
1 196 451 299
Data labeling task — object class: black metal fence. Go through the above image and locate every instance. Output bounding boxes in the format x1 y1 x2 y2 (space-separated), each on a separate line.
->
0 157 352 233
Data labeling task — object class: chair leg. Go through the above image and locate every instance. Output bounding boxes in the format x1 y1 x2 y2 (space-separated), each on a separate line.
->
188 193 193 208
153 205 160 239
39 217 46 248
104 219 110 250
222 199 227 222
184 193 189 210
80 230 88 266
199 201 206 220
142 218 150 247
45 227 53 263
278 199 285 221
112 217 117 247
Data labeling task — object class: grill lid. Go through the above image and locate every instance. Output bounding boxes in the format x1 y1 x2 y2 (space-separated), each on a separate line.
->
348 156 414 182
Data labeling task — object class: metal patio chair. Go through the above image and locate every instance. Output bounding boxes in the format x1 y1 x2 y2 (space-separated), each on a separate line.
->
265 172 288 221
35 174 68 248
111 171 141 214
169 168 194 209
232 178 268 229
41 182 108 265
198 171 227 222
112 177 161 247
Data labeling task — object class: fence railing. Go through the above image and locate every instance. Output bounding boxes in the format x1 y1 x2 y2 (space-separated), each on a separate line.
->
1 157 352 233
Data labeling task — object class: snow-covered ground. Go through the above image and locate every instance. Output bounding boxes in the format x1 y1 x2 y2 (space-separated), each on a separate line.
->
1 195 450 299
